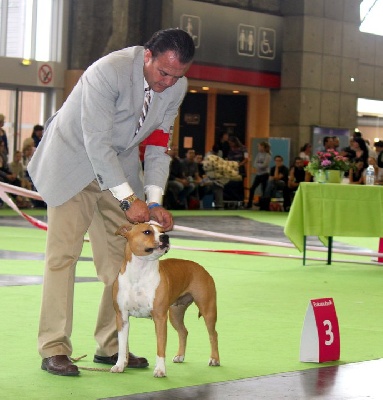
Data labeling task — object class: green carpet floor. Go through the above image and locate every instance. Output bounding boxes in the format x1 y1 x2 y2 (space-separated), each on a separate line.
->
1 209 383 399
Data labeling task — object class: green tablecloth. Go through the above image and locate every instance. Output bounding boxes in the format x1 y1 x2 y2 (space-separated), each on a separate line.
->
284 182 383 252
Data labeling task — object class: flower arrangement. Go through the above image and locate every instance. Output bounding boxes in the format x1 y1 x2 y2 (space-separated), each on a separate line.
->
305 149 352 175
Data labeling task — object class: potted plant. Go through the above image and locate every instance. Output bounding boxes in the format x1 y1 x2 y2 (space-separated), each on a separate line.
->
305 149 353 183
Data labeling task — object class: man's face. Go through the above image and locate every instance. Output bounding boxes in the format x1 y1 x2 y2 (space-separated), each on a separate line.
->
143 49 192 93
325 138 334 149
295 159 304 168
275 157 283 165
186 150 195 160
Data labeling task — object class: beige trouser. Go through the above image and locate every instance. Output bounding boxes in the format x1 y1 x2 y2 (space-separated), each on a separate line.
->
38 180 127 358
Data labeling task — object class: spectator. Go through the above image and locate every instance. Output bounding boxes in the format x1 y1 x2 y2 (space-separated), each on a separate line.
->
165 145 195 209
0 139 27 207
9 150 32 190
9 150 32 207
32 124 44 148
259 155 289 211
0 114 9 155
288 156 306 191
323 136 335 151
349 157 366 184
299 143 311 165
374 141 383 183
351 136 369 167
246 141 271 209
182 149 201 185
217 132 230 159
225 135 248 203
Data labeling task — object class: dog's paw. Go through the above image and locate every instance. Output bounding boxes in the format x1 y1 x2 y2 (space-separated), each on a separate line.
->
208 358 220 366
153 356 167 378
172 355 185 363
153 367 167 378
110 364 125 373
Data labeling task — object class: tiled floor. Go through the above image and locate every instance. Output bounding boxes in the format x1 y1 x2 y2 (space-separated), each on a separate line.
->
2 213 382 399
102 359 383 399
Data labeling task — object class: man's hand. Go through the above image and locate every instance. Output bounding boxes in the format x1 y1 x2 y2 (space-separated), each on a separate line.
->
149 206 174 231
124 198 150 223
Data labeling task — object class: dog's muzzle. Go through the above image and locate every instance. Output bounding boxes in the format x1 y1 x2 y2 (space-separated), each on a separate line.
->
159 234 170 251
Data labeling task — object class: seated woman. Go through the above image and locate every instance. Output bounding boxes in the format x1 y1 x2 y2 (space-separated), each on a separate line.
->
349 157 366 184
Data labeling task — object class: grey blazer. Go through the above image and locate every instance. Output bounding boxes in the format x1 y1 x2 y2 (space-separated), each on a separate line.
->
28 46 188 207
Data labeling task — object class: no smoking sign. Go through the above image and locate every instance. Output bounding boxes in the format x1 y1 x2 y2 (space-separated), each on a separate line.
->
38 63 53 85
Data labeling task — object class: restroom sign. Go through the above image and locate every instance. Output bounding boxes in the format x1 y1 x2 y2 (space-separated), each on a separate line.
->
300 298 340 363
38 63 53 85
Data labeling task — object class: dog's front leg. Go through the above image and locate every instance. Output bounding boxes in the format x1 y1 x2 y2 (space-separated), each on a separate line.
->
152 314 168 378
111 315 130 373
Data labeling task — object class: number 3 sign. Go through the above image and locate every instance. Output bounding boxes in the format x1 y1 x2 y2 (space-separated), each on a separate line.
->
300 298 340 363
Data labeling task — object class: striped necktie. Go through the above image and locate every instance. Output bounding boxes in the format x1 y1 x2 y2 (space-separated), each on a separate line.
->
136 87 151 134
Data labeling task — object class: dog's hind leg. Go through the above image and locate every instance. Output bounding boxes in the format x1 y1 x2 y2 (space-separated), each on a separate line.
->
195 298 220 367
169 304 189 363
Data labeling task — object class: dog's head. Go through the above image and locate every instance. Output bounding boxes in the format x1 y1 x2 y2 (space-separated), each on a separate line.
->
116 221 170 260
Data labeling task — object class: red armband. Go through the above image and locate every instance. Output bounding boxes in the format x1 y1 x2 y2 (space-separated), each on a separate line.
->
141 129 169 147
140 129 170 161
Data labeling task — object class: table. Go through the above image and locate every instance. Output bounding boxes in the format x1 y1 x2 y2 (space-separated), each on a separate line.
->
284 182 383 264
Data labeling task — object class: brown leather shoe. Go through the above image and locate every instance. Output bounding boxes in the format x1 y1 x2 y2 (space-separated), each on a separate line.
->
41 355 80 376
93 352 149 368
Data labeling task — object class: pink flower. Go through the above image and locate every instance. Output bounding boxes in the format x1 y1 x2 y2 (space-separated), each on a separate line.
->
321 160 332 167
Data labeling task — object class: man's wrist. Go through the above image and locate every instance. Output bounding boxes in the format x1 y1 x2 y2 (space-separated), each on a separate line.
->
119 193 138 211
148 202 161 210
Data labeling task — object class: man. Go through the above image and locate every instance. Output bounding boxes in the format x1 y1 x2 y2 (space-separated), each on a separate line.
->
322 136 334 151
165 145 195 209
286 156 306 210
0 114 8 155
259 155 289 211
27 28 195 376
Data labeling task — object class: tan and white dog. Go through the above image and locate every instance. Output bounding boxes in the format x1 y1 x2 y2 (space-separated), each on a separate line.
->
111 221 220 378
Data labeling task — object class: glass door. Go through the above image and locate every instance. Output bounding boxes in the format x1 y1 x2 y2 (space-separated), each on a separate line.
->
0 88 46 160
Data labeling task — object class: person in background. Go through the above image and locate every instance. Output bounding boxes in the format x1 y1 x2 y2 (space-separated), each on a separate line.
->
287 157 306 191
31 124 44 148
332 136 340 151
374 141 383 183
9 150 32 189
226 135 248 203
165 145 195 209
298 143 311 165
217 132 230 159
27 28 195 377
322 136 335 151
0 114 9 155
349 157 366 184
246 141 271 209
351 136 369 167
181 149 201 186
259 155 289 211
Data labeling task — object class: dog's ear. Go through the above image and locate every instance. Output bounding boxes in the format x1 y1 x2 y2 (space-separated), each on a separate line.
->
115 225 133 238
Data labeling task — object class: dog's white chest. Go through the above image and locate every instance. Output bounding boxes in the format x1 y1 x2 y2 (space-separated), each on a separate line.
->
117 260 160 318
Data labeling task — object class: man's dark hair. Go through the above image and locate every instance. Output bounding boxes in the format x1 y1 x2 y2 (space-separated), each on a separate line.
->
144 28 195 64
323 136 331 146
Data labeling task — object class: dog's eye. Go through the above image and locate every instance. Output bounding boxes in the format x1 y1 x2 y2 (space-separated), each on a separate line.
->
143 230 152 235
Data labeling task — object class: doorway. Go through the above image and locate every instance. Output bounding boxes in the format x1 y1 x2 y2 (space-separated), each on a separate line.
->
0 88 48 160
